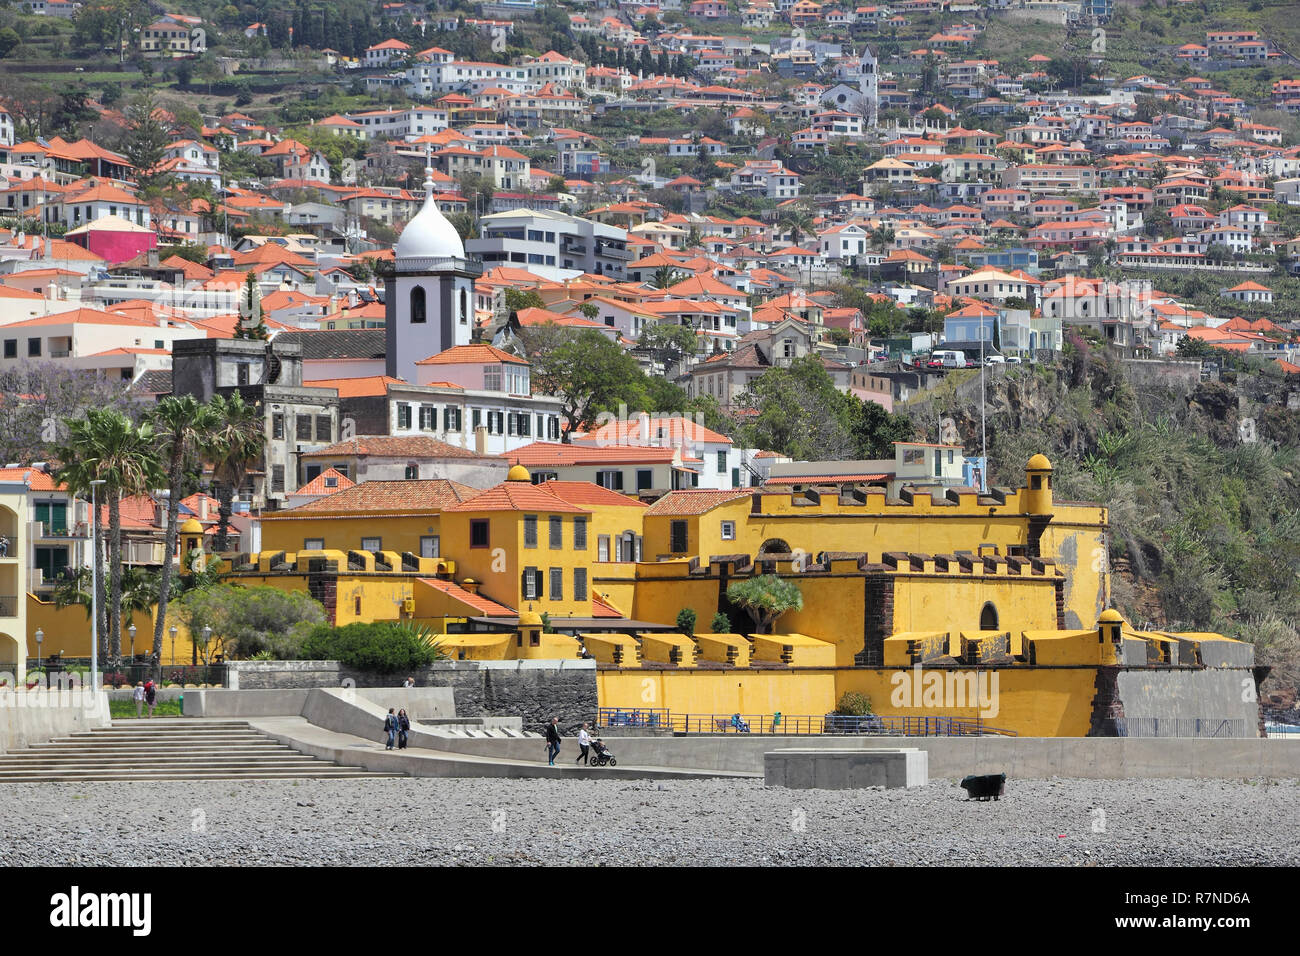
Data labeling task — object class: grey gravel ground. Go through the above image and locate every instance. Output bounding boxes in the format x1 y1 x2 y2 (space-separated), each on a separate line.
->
2 776 1298 866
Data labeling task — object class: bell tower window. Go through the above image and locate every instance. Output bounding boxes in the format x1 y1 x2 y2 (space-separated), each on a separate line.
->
411 286 426 324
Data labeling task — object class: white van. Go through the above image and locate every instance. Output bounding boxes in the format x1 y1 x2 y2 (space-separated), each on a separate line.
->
931 349 967 368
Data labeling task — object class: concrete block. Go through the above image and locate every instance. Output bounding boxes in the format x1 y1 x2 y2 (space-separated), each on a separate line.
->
765 748 928 789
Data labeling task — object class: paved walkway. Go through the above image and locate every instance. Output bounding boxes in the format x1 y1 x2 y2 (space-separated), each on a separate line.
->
249 717 759 780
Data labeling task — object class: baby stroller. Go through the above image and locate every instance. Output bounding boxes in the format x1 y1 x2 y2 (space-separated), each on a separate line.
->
590 739 617 767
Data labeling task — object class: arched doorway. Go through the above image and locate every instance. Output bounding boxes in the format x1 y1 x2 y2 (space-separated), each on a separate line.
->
758 538 792 556
0 632 20 680
980 602 999 630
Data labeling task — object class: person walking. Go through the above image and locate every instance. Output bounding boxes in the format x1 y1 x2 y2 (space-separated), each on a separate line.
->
132 681 145 718
402 677 415 688
544 716 562 766
144 680 157 718
384 708 398 750
397 709 410 750
575 722 592 765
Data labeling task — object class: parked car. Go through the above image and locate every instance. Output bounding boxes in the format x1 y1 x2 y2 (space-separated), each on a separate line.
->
985 355 1005 366
931 349 967 369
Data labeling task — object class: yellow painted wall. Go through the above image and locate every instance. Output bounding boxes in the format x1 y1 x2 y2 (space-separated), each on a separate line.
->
598 667 838 717
260 512 445 557
891 572 1060 633
25 596 200 666
596 665 1098 737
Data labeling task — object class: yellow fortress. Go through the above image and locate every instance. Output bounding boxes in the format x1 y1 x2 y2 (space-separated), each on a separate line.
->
228 453 1260 738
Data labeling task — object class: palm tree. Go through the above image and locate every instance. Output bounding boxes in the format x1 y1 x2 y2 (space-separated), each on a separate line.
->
117 566 161 659
51 565 93 618
55 409 162 666
651 265 687 290
206 392 266 553
150 395 219 676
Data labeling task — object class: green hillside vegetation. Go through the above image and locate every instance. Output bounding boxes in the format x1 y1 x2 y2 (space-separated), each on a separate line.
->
933 339 1300 695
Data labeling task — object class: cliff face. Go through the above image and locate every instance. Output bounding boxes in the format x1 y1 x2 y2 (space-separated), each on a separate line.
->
904 351 1300 704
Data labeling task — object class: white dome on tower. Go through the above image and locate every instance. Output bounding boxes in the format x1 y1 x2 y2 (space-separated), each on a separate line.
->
395 167 465 262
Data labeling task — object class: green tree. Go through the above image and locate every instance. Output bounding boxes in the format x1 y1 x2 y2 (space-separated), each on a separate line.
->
639 322 699 369
206 392 265 552
676 607 697 636
149 396 219 676
176 584 327 661
527 327 647 439
0 28 21 58
725 575 804 634
504 287 545 313
55 410 163 666
122 91 171 190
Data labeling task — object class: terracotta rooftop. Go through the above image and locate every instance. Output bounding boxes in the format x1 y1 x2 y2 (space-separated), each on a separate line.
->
301 436 503 461
268 478 482 515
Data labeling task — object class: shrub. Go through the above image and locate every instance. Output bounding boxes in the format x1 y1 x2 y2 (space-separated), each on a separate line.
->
299 622 446 673
835 692 873 716
711 611 731 633
676 607 697 636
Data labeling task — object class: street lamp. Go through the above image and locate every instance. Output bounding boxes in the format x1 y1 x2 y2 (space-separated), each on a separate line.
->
170 625 177 666
89 479 105 693
201 626 212 668
34 627 43 672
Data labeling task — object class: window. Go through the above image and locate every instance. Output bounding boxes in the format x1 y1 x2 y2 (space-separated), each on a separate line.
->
637 469 653 491
483 365 502 391
362 536 382 551
272 414 284 439
717 451 727 474
596 470 624 490
549 515 562 549
524 515 538 548
3 340 14 359
549 567 563 600
296 415 312 440
670 520 688 553
460 289 469 325
444 406 461 431
405 464 419 479
420 535 440 558
721 520 735 541
573 517 587 550
397 403 412 429
419 405 436 430
597 535 610 562
522 566 542 600
574 567 588 602
410 286 426 323
980 602 999 630
272 465 285 493
304 538 324 550
316 416 332 442
470 519 490 548
28 338 41 357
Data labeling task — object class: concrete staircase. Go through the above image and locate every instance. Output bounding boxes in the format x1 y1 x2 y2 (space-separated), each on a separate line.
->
0 719 407 782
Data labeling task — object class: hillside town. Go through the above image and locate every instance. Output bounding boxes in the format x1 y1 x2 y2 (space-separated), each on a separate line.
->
0 0 1297 626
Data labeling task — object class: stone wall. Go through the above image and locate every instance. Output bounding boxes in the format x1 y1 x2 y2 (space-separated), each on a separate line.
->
1120 359 1202 392
1112 667 1260 737
225 659 598 733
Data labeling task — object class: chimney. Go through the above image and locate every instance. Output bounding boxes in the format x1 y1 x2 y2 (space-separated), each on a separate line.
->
475 426 487 455
200 497 208 521
461 578 480 594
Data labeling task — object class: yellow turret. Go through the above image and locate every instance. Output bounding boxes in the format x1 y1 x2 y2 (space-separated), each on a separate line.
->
1025 453 1053 514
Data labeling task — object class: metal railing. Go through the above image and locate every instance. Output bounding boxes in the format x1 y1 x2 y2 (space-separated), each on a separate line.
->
596 707 670 729
1114 717 1249 738
595 712 1019 736
1265 722 1300 738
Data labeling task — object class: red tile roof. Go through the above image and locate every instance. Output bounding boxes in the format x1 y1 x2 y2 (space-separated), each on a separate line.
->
301 436 502 461
266 478 482 516
419 577 515 616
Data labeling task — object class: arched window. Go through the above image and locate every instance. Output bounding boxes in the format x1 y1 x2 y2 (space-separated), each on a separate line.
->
459 288 468 325
980 602 999 630
410 286 426 324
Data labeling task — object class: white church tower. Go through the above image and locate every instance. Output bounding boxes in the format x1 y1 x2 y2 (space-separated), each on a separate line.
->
385 162 482 382
859 45 879 126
